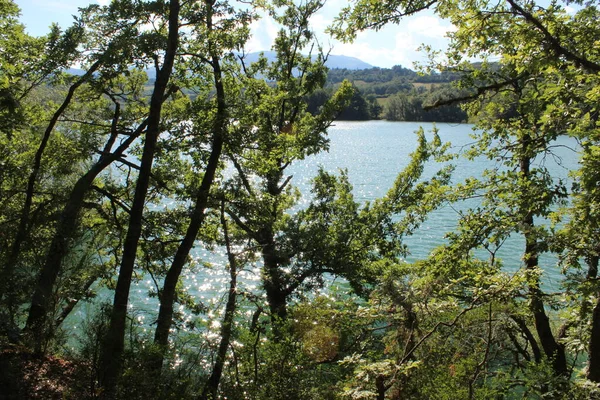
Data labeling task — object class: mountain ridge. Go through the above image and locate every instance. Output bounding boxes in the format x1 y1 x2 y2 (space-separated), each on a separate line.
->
65 51 373 77
241 51 373 70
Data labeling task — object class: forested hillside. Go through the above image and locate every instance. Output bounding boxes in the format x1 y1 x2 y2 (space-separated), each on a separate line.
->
1 0 600 399
67 57 466 122
309 65 468 122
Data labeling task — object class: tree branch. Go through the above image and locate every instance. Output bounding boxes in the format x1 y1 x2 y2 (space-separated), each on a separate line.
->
423 74 526 110
505 0 600 72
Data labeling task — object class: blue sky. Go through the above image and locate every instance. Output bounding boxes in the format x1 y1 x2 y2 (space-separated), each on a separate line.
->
14 0 455 69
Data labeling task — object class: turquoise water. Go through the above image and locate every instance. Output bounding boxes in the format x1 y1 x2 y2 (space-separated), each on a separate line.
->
70 121 581 335
290 120 578 287
175 120 579 308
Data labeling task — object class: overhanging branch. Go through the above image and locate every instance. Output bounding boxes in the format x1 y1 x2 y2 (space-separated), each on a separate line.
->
506 0 600 72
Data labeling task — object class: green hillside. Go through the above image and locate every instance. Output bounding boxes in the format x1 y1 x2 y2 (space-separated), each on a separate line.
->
306 65 469 122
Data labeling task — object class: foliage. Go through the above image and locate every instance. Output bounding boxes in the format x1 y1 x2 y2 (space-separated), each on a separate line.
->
307 67 470 121
331 0 600 395
384 86 467 122
3 0 600 398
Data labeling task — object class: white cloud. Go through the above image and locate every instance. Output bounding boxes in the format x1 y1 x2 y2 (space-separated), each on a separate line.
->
564 5 576 14
348 16 454 68
246 15 280 53
245 10 336 54
331 36 415 69
394 31 419 52
237 2 455 68
406 15 456 38
309 13 331 34
16 0 454 69
321 21 434 69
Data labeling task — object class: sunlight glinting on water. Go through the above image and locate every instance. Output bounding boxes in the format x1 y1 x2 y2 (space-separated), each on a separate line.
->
69 121 580 341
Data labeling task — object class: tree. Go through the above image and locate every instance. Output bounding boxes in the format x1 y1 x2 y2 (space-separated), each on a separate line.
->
23 2 170 352
337 85 372 120
98 0 181 396
227 2 317 323
553 102 600 382
200 202 241 400
8 0 600 397
0 0 88 331
366 93 383 119
151 0 253 378
332 0 600 391
385 87 467 122
385 92 420 121
222 0 354 333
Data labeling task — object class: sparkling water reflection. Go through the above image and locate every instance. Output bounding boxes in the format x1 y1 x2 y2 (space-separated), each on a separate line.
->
70 121 581 338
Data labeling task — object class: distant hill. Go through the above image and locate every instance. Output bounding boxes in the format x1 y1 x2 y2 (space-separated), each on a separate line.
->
242 51 373 70
65 51 373 79
66 68 85 76
324 54 373 70
65 57 468 123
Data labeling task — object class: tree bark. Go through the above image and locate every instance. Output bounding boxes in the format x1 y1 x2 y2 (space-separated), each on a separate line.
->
98 1 180 397
261 173 290 335
24 106 148 353
260 231 288 329
151 1 226 375
586 255 600 382
201 203 238 400
511 315 542 363
520 150 567 377
1 60 102 322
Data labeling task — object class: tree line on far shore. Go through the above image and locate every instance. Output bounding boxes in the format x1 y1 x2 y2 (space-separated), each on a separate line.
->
306 65 468 122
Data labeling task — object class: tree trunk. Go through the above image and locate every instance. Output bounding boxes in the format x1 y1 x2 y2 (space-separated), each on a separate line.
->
25 173 100 352
98 2 180 397
24 109 145 352
511 315 542 363
151 88 224 370
587 255 600 382
201 204 238 400
260 234 288 329
520 152 567 377
150 179 216 364
376 375 387 400
264 282 288 336
1 60 101 323
151 4 226 374
587 296 600 382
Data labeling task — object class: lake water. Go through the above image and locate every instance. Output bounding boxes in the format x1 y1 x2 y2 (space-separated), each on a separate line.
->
291 120 578 278
79 120 581 332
